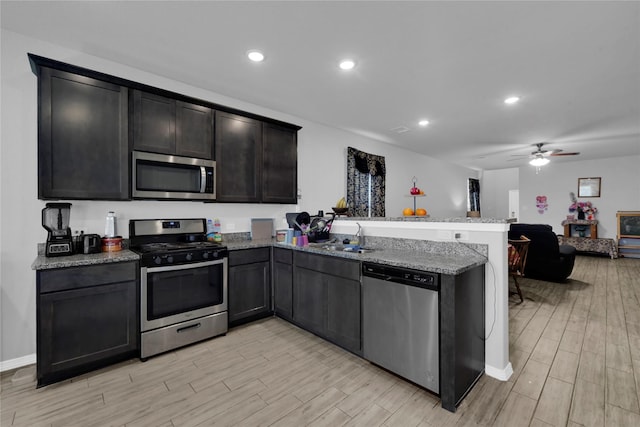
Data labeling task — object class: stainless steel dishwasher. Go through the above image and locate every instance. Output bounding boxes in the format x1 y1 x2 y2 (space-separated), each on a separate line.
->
362 262 440 393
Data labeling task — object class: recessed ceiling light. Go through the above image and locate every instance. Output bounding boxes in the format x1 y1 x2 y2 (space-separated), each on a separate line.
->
339 59 356 70
504 96 520 105
247 50 265 62
418 119 430 127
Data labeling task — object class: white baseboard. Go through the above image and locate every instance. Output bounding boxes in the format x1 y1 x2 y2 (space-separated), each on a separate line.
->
0 354 36 373
485 362 513 381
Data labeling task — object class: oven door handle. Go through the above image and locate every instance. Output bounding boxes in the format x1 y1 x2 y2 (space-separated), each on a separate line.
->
145 258 226 273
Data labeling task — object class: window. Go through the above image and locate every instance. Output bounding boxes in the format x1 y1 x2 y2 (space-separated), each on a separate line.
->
346 147 386 217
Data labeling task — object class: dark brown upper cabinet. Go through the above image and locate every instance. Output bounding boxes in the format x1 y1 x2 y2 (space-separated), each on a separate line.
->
262 122 298 204
215 112 262 202
215 113 298 204
37 67 129 200
132 90 214 160
29 53 300 203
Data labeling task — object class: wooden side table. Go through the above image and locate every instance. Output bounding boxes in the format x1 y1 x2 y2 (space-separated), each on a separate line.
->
562 219 598 239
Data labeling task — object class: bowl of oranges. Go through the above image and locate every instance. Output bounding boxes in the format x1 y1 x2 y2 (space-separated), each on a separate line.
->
402 208 428 217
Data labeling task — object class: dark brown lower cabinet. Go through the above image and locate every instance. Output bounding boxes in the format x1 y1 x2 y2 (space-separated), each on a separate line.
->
228 248 272 326
36 262 139 387
273 248 293 321
292 252 362 355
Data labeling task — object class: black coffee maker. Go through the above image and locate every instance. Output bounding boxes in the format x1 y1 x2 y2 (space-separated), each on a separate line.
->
42 203 73 257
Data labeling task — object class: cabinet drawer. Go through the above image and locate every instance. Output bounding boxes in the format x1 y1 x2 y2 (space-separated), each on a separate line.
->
38 261 138 293
294 252 360 281
229 247 270 266
273 247 292 264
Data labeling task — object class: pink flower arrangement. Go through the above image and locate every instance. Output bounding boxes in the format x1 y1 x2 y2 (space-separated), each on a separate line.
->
568 201 598 215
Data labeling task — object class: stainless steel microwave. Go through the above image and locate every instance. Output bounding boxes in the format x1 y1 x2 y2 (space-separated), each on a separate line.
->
132 151 216 200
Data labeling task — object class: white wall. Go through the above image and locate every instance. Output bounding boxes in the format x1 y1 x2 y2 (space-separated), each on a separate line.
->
480 168 519 219
0 29 478 367
518 156 640 239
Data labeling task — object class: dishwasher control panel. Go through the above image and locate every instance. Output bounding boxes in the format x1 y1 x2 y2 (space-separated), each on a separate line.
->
362 262 439 290
402 271 435 285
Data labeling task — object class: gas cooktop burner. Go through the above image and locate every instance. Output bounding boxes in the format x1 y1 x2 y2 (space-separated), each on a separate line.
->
134 241 223 254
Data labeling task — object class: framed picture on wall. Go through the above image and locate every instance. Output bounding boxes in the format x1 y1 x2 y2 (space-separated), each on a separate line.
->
578 177 601 197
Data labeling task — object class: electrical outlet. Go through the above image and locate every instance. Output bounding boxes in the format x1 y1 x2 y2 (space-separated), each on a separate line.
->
455 231 469 241
227 223 236 231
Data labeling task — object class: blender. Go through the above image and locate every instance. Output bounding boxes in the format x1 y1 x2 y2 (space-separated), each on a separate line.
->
42 203 73 257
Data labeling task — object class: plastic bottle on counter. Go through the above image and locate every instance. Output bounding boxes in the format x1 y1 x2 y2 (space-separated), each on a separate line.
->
213 218 222 242
206 218 223 242
105 211 116 237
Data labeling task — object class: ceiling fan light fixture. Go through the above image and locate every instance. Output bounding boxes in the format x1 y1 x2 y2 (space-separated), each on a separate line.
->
529 156 550 167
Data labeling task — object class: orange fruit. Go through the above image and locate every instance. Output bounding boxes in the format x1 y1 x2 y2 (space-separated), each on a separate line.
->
403 208 414 216
419 190 425 195
416 208 427 216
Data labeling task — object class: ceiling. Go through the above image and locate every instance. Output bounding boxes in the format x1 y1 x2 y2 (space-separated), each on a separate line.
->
2 1 639 171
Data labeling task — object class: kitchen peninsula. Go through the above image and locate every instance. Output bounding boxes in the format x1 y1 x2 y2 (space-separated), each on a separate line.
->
330 216 514 382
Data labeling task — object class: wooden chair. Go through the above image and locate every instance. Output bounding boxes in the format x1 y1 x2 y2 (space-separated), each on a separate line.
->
508 236 531 304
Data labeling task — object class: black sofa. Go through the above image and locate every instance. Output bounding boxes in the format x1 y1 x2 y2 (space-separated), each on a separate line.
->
509 223 577 282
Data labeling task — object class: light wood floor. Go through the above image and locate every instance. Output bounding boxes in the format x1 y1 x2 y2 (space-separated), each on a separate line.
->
1 255 639 426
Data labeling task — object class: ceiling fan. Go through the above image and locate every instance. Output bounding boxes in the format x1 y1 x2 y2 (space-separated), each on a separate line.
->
512 142 580 168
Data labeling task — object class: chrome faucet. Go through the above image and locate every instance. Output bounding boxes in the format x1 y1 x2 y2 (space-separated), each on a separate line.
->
355 222 364 246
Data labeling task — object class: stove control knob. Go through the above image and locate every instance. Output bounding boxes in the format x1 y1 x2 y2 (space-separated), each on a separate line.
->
167 256 174 264
186 253 193 261
154 256 162 265
202 252 209 259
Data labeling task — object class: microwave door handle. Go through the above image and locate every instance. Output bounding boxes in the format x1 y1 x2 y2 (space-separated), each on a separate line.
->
200 166 206 193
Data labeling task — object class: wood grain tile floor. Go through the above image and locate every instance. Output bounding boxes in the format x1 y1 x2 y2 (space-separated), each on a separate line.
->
1 255 639 426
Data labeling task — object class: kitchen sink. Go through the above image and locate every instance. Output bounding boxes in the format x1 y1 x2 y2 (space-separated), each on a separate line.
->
309 242 374 254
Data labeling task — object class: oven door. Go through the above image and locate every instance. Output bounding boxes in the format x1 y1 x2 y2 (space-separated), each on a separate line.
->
141 258 227 332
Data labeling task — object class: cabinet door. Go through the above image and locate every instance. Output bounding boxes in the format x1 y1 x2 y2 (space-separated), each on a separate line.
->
39 68 129 200
262 123 297 203
228 261 271 324
215 112 261 202
176 101 214 159
293 267 326 335
132 90 176 155
274 261 293 320
326 276 361 354
37 281 138 385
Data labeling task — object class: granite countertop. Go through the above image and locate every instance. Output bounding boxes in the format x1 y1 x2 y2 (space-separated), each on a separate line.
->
224 239 275 251
336 216 515 224
32 236 487 276
273 242 486 275
217 236 486 275
32 250 140 271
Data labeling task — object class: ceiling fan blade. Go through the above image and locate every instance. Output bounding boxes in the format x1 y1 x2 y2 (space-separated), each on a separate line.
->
539 149 563 156
549 151 580 156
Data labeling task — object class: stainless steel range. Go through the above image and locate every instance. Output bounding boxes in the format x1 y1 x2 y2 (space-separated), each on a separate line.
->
129 218 228 360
